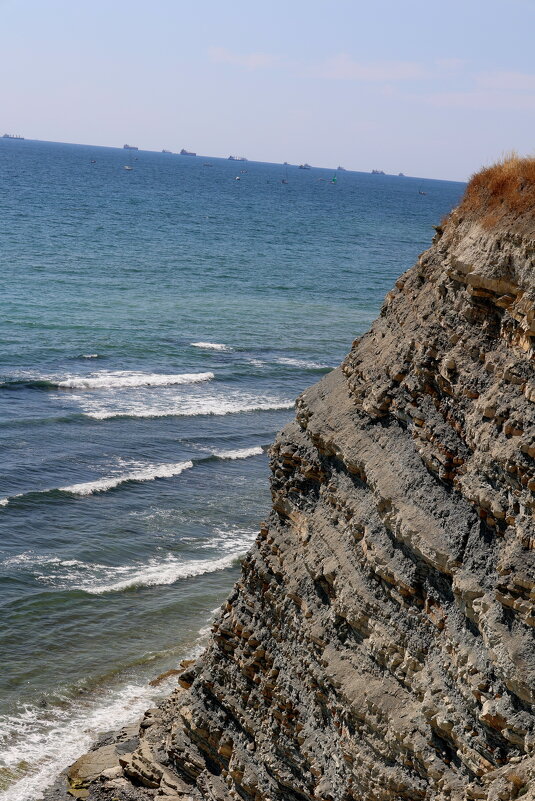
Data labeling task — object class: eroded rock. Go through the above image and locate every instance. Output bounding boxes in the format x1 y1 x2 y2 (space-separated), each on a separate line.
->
49 161 535 801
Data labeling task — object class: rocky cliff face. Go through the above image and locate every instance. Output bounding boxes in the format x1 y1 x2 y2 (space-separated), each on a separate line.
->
60 163 535 801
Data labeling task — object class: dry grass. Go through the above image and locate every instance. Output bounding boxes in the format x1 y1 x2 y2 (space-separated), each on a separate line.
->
457 153 535 229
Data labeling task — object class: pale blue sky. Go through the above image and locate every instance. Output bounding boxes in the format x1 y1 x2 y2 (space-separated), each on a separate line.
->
1 0 534 179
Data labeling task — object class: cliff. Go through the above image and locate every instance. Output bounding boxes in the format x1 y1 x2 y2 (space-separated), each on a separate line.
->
55 159 535 801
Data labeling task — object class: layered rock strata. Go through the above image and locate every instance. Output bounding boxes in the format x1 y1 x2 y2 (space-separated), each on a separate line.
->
57 164 535 801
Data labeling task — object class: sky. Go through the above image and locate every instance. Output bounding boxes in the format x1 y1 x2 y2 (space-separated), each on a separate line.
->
1 0 534 180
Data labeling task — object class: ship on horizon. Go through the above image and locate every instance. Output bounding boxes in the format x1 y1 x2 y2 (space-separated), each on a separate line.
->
180 148 196 156
2 133 24 140
123 144 138 150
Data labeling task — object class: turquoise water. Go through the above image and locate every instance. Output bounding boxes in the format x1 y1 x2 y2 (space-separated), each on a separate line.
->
0 138 464 799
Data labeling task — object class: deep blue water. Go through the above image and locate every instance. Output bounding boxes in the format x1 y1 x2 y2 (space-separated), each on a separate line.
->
0 138 464 799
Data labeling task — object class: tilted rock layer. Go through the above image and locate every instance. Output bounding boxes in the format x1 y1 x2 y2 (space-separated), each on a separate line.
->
69 162 535 801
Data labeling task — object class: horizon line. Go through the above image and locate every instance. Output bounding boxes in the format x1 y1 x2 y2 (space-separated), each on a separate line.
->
0 134 467 184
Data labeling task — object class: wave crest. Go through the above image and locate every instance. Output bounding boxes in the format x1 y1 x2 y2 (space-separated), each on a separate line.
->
77 552 243 594
60 461 193 496
191 342 232 352
56 371 214 390
85 398 293 420
213 446 264 460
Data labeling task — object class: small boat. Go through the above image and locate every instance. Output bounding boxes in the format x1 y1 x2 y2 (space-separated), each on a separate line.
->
124 165 133 171
90 159 96 164
418 188 427 195
235 176 241 181
330 174 337 184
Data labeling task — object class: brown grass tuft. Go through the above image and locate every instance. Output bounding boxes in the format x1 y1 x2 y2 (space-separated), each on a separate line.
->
458 153 535 230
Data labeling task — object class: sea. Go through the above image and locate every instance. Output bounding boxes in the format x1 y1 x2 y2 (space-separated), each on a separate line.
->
0 138 465 800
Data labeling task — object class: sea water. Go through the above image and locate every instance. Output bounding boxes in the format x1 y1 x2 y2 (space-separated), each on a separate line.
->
0 139 464 800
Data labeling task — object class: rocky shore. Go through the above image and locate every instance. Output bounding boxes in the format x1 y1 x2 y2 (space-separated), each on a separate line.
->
46 158 535 801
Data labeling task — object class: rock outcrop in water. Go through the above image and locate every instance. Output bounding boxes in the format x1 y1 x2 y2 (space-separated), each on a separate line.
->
52 159 535 801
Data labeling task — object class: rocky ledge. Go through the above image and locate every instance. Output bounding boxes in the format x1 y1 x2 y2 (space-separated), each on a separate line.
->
50 158 535 801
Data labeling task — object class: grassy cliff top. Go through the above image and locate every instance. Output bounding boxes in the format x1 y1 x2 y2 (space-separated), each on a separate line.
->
457 155 535 232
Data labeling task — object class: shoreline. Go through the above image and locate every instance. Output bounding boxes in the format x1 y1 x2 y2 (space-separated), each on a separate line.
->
0 626 213 801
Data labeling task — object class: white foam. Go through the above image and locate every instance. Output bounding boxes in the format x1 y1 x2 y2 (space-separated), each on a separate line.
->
85 397 293 420
80 353 99 359
55 371 214 389
191 342 232 351
276 357 330 369
0 683 166 801
2 552 63 567
0 493 23 508
248 357 330 370
203 526 257 553
213 446 264 460
76 551 243 594
0 617 215 801
60 461 193 496
4 527 256 588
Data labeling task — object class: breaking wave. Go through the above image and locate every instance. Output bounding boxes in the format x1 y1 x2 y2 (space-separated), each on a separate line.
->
212 446 264 460
0 448 265 507
60 461 193 496
75 552 244 594
84 396 293 420
55 371 214 390
190 342 232 352
3 524 255 595
0 600 222 801
275 357 331 370
0 371 215 391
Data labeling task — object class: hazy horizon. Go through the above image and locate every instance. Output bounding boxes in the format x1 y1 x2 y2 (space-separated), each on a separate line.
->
2 136 468 183
1 0 535 182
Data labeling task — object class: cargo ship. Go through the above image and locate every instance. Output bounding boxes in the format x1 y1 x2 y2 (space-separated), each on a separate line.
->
123 144 138 150
2 133 24 140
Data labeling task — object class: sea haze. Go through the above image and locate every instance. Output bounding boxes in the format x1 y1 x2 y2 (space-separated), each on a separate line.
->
0 138 464 800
